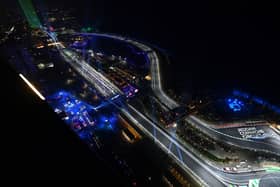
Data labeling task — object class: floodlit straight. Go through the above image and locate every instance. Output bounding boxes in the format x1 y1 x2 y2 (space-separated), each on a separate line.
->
19 73 45 100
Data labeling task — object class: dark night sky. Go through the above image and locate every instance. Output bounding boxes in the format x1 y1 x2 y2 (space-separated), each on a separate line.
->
2 1 280 97
50 0 280 103
1 0 280 185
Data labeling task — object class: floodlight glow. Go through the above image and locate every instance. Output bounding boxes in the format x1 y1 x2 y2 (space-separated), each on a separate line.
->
227 98 244 112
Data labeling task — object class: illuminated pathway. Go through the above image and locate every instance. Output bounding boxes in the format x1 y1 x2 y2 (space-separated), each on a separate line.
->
186 115 280 156
60 48 122 98
18 1 280 186
121 104 278 187
46 31 279 187
121 104 225 187
43 30 122 98
76 32 179 109
19 74 45 100
148 51 179 109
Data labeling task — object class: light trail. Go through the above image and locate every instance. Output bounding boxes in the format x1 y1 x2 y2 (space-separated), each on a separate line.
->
47 42 65 48
149 52 179 109
78 32 179 109
19 74 45 100
60 49 122 98
44 30 122 98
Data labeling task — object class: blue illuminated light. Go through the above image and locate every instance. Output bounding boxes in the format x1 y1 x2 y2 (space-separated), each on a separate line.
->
78 131 88 139
48 90 119 142
232 90 280 114
49 90 97 128
96 114 118 131
227 98 244 112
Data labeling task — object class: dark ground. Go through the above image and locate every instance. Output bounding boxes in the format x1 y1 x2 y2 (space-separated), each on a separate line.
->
0 58 128 185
